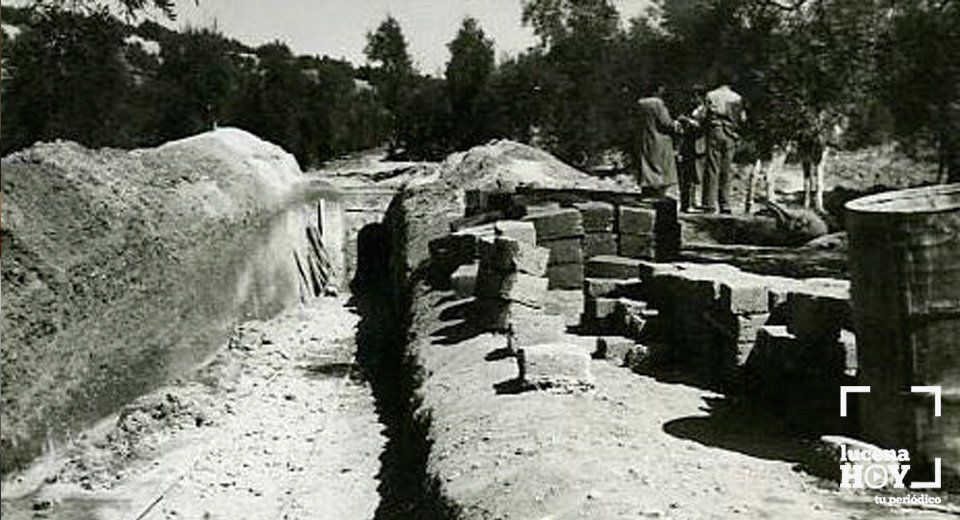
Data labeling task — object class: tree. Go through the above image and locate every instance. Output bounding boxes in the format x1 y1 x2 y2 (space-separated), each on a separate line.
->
521 0 623 166
364 15 416 145
1 7 133 154
445 17 496 150
155 27 237 139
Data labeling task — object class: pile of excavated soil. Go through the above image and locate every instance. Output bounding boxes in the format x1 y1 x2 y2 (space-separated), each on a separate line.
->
1 128 306 473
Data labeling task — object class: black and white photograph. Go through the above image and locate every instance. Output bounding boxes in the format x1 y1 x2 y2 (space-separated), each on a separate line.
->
0 0 958 518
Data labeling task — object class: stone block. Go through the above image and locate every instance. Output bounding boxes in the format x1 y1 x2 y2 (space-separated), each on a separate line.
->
523 202 562 216
619 233 656 259
546 263 584 290
450 263 479 299
523 208 584 241
655 221 682 261
583 277 643 299
428 233 479 265
541 237 584 265
719 274 771 315
582 232 617 258
519 343 593 390
478 236 550 276
585 296 620 321
543 289 584 327
585 255 643 279
636 260 681 282
474 270 549 307
618 206 657 235
574 201 615 232
749 325 802 374
493 220 538 244
786 290 851 341
594 336 635 365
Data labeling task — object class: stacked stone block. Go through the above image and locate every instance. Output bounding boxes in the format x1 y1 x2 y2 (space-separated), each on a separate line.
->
617 200 681 262
574 201 617 259
523 208 586 289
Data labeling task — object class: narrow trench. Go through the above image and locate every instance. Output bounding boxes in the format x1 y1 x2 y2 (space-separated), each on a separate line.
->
349 222 453 520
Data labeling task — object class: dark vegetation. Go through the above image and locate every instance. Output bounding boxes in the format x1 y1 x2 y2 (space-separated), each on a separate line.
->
1 1 957 177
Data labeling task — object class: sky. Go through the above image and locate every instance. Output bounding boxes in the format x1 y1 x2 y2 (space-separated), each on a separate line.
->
168 0 654 74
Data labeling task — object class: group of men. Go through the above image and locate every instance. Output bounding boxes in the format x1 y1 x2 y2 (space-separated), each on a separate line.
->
635 85 745 214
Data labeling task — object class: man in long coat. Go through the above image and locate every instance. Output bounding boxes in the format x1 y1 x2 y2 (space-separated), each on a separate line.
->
635 94 681 200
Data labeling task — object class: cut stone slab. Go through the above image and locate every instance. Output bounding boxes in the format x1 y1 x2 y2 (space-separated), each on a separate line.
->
543 289 584 327
618 206 657 235
583 277 643 299
636 260 682 282
574 201 615 232
541 237 584 266
429 233 480 266
493 220 538 245
786 290 851 341
585 255 643 279
546 263 584 289
478 236 550 276
749 325 803 374
519 343 593 390
523 208 584 241
719 274 771 315
450 263 479 299
594 336 635 365
619 233 656 260
583 232 617 258
474 269 549 307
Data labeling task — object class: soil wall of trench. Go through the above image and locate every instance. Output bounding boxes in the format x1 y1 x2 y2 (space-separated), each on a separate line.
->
0 128 342 474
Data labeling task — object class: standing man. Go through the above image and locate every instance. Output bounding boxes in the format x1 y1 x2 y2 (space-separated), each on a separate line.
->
635 88 682 201
678 85 708 212
702 85 745 214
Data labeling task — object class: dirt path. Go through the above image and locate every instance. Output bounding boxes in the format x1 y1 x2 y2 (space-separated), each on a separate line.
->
1 297 385 520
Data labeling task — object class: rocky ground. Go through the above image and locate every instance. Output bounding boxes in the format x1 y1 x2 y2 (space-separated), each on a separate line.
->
0 296 385 520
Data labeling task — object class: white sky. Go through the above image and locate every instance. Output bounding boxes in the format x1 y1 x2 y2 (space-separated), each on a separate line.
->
168 0 654 74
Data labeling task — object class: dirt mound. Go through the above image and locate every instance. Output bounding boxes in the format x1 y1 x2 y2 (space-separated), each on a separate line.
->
1 128 305 474
415 140 639 192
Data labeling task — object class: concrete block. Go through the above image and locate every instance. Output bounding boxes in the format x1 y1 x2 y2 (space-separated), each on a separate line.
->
719 274 771 315
541 237 584 265
523 208 584 241
519 343 593 390
478 236 550 276
574 201 615 232
582 232 617 258
543 289 584 327
619 233 656 259
450 263 479 299
546 263 584 289
475 270 549 307
493 220 538 245
583 277 643 299
594 336 635 365
585 255 643 279
618 206 657 235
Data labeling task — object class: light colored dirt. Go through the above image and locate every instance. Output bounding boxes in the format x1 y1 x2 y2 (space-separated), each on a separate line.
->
0 296 385 520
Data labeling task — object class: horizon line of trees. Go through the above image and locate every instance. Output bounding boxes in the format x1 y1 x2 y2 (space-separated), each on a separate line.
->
1 1 957 178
